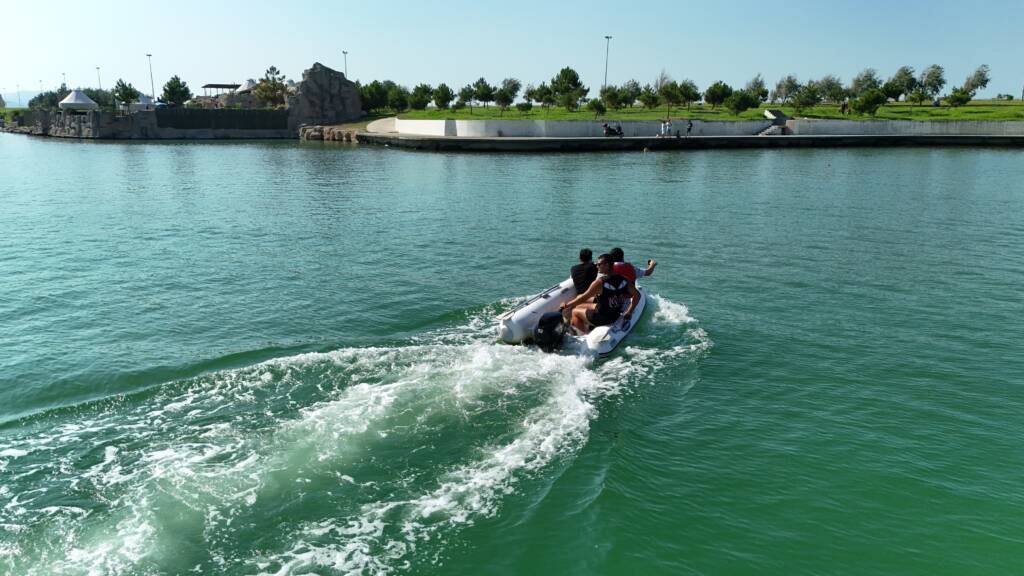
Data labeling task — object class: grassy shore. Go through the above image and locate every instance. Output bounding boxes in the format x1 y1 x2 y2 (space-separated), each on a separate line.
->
398 100 1024 122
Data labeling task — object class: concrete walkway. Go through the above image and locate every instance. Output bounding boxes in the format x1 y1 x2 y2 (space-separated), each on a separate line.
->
365 117 396 133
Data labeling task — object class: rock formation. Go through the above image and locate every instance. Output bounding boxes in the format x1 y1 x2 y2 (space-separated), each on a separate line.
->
287 62 361 132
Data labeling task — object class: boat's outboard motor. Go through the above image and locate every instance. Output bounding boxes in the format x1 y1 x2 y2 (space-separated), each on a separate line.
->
533 311 567 352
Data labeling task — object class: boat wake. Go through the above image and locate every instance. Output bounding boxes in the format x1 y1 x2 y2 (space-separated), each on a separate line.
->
0 294 709 575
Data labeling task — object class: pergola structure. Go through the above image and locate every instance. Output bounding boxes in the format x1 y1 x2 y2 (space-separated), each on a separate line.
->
201 83 241 97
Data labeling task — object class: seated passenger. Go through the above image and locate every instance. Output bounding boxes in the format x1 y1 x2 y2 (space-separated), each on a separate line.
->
610 246 657 283
560 254 641 334
571 248 597 294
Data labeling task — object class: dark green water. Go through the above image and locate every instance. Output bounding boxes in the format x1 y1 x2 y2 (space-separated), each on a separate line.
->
1 133 1022 575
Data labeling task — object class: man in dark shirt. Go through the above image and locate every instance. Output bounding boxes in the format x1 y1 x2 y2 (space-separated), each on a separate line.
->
570 248 597 295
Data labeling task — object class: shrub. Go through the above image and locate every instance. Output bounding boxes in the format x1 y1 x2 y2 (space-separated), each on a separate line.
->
851 88 887 115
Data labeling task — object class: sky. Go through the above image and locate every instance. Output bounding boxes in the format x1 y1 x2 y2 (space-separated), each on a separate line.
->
2 0 1022 105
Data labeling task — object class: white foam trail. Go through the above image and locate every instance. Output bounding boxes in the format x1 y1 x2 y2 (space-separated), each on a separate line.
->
0 294 709 576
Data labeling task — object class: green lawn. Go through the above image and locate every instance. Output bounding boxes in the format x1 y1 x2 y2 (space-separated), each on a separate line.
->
396 100 1024 122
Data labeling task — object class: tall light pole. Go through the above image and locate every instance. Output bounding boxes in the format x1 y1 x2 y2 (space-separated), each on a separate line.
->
16 84 20 106
603 35 612 89
146 53 155 99
62 72 66 87
342 50 348 78
96 67 102 91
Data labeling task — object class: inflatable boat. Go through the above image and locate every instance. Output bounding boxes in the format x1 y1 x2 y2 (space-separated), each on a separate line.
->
497 277 646 356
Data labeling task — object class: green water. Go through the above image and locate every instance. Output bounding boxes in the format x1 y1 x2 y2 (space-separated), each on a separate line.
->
1 133 1022 575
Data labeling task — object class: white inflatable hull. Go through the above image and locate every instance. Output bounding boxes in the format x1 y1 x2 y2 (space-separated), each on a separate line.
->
497 277 646 357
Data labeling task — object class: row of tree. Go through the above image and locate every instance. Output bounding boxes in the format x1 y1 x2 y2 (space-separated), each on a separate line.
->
358 67 591 116
26 66 292 111
358 64 994 118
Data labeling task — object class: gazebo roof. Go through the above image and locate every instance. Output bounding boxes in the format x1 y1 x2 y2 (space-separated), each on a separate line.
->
202 83 241 90
59 90 99 110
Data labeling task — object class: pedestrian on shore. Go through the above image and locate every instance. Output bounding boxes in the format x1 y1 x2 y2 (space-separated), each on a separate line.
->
687 119 693 137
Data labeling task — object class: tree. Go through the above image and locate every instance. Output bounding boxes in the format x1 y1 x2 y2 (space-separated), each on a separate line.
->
654 69 671 91
500 78 522 100
849 68 880 98
254 66 287 107
458 84 475 114
704 81 733 109
433 83 454 110
791 82 822 113
533 82 555 111
816 75 846 103
919 65 946 98
745 73 769 102
620 79 641 107
945 86 972 107
361 80 388 112
515 102 533 115
387 85 409 112
473 78 495 108
550 66 588 111
881 79 903 102
112 79 141 108
494 78 521 115
907 87 928 110
29 85 71 110
658 80 682 117
725 90 760 115
82 88 114 110
886 66 916 101
586 98 606 118
600 85 622 110
772 74 799 103
964 64 991 94
851 88 886 116
159 75 192 107
638 84 659 109
679 79 701 110
408 83 433 110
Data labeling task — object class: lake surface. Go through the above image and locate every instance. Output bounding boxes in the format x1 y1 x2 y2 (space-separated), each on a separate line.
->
1 133 1022 575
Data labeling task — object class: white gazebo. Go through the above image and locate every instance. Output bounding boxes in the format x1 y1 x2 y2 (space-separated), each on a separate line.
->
59 90 99 111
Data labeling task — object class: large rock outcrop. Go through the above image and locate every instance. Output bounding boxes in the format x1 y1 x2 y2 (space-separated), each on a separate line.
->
287 62 361 132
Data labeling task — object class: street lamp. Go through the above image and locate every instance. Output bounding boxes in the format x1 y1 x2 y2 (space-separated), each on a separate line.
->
146 53 155 99
16 84 20 106
342 50 348 78
62 72 66 87
96 67 102 91
603 35 612 89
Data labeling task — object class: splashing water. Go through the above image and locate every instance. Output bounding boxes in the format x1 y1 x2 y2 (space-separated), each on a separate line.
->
0 295 707 575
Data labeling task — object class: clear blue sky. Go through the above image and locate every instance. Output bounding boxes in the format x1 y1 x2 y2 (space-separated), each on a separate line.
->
3 0 1022 104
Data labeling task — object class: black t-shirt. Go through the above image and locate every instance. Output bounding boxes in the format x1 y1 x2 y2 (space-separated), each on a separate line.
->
571 262 597 294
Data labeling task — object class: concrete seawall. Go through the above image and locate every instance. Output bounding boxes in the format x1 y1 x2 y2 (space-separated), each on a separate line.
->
787 119 1024 136
394 118 771 137
357 133 1024 152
